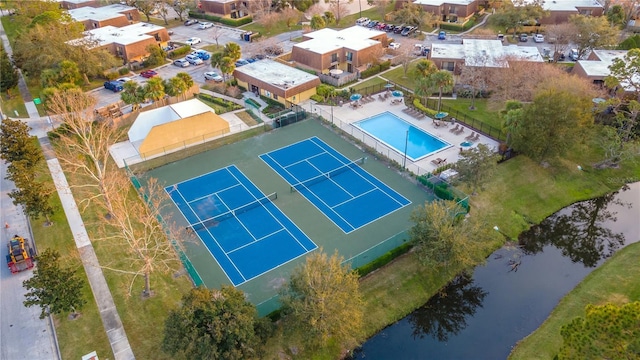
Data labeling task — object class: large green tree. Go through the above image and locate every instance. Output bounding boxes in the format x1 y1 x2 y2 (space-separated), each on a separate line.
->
162 286 265 360
491 0 547 37
454 143 499 194
558 302 640 359
143 77 166 102
394 2 437 30
23 249 87 319
510 82 594 161
144 44 167 67
120 81 146 111
310 14 327 30
223 42 242 63
409 200 494 270
280 250 363 350
325 0 353 24
7 168 54 224
0 118 41 166
0 43 18 92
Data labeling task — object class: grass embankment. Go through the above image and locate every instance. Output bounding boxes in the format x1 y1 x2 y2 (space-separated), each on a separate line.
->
441 98 501 129
509 241 640 359
349 76 388 93
380 62 419 91
0 88 28 118
240 21 302 38
30 157 112 359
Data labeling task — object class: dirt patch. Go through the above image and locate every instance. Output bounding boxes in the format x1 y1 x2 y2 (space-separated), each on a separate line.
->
235 110 259 126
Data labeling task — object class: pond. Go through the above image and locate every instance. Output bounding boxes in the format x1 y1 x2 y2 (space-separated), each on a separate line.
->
352 182 640 359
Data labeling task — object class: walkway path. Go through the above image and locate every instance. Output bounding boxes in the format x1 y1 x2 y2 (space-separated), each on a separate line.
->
0 15 135 360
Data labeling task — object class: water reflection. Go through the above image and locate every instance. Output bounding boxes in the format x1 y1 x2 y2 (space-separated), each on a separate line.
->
518 186 630 267
408 274 487 342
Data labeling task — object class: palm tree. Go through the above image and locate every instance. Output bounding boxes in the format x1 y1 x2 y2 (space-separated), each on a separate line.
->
176 72 194 96
219 56 235 83
143 77 166 102
428 70 454 112
223 42 241 63
120 81 144 111
414 59 437 79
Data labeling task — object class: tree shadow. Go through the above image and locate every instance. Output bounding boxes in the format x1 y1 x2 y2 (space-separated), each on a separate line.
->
518 186 631 268
408 273 488 342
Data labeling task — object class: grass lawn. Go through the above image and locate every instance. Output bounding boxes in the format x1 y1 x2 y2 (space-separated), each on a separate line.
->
1 15 27 41
0 88 28 118
30 157 112 360
240 21 302 38
350 76 388 93
380 62 419 91
147 17 185 28
440 98 502 129
509 241 640 360
333 4 395 29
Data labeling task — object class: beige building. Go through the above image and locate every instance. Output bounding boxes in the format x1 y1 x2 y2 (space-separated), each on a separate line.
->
67 4 140 30
128 99 230 158
430 39 544 73
234 60 321 106
290 26 388 75
71 23 170 64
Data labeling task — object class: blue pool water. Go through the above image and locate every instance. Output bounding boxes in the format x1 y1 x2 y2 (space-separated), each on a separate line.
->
354 112 451 161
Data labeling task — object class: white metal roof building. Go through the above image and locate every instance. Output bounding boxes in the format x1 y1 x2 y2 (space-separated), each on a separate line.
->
430 39 543 69
295 26 386 54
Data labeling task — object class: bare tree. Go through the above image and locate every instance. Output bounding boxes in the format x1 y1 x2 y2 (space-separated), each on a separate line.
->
326 0 353 24
546 23 577 62
257 12 279 34
248 0 273 19
46 89 124 212
155 0 173 25
100 173 184 297
210 26 224 48
173 0 191 21
396 38 420 78
458 54 492 110
487 58 556 109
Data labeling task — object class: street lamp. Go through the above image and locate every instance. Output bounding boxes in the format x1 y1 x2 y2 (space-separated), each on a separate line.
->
359 0 362 19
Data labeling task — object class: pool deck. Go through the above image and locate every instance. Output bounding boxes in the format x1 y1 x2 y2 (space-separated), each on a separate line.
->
305 98 500 176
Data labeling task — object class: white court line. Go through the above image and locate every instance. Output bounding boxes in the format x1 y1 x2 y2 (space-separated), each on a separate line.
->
262 152 356 233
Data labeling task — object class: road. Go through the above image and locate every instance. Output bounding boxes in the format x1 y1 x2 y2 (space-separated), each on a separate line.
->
0 158 60 360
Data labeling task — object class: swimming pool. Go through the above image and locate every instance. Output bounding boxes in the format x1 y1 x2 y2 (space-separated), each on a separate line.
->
354 112 451 161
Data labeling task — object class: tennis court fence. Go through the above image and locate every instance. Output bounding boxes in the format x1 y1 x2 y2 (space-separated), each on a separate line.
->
255 230 410 316
125 163 204 287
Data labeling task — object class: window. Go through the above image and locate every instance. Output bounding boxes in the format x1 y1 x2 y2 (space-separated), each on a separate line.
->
579 9 592 15
442 61 455 71
231 3 236 10
273 93 278 100
331 53 338 63
449 6 456 14
346 52 353 61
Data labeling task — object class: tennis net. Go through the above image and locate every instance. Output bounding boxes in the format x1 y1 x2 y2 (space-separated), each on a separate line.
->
191 192 278 231
290 157 365 193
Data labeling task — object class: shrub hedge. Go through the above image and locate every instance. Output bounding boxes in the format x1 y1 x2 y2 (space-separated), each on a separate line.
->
360 61 391 79
188 12 253 27
355 242 413 277
168 46 192 59
413 98 438 117
118 67 130 75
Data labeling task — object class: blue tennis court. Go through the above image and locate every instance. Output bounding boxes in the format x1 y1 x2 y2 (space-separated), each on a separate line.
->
165 165 317 286
260 137 411 233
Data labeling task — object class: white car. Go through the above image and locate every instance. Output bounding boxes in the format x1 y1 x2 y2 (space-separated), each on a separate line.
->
204 72 223 82
185 54 203 65
173 59 190 67
533 34 545 43
198 22 213 29
116 77 133 83
185 37 201 45
389 42 401 50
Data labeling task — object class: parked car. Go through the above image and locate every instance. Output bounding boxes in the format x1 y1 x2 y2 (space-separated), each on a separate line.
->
235 59 250 67
497 33 505 41
116 77 133 83
367 20 379 28
356 17 370 26
184 19 198 26
519 33 528 42
384 24 395 32
569 48 579 61
554 51 566 61
185 54 204 65
533 34 544 43
191 49 210 60
204 72 223 82
185 37 201 45
103 81 123 92
438 31 446 40
388 42 401 50
173 59 190 67
401 26 416 36
198 22 213 29
394 24 405 34
140 70 158 78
